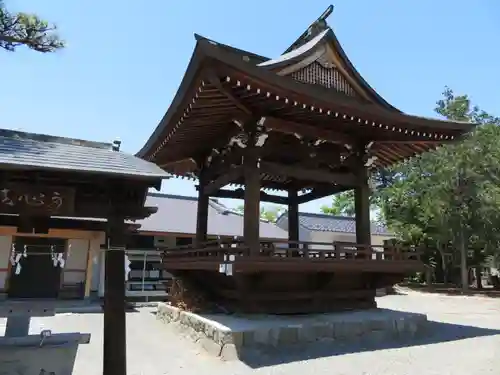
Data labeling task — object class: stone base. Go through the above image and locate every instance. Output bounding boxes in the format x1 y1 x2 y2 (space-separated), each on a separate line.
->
156 303 428 361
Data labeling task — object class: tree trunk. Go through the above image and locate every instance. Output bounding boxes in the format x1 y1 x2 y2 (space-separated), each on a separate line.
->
475 266 483 289
459 228 469 292
437 245 448 284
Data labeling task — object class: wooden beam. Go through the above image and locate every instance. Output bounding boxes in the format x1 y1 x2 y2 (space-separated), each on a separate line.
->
196 170 209 244
204 166 244 195
296 185 349 204
260 161 357 186
212 188 288 205
288 189 299 247
204 149 243 181
76 204 158 221
158 158 197 173
206 69 253 115
265 117 447 145
374 140 446 145
355 177 371 245
265 117 355 145
243 134 261 254
260 139 344 163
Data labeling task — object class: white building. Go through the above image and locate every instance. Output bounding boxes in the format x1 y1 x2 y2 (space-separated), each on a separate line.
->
276 211 394 248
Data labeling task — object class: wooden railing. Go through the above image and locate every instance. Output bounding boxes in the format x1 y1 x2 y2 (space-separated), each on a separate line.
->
162 239 421 262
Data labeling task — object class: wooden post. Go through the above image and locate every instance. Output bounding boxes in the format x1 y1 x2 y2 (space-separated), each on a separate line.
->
195 172 209 245
354 164 371 246
103 217 127 375
288 189 299 249
83 239 94 299
243 126 261 254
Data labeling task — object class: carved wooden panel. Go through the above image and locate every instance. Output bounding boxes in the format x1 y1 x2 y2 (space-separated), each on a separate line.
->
290 61 357 97
0 184 75 216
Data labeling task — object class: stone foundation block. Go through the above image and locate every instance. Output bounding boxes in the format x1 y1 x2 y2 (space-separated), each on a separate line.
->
156 302 429 361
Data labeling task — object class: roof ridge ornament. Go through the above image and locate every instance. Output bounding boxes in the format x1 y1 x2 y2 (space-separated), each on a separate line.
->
283 5 334 54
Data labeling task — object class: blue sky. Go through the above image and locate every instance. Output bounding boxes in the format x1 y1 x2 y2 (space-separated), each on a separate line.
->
3 0 499 213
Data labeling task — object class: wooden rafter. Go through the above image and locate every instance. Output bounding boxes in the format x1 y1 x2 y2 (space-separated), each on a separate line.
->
204 166 244 195
296 185 348 204
212 188 288 205
260 161 356 186
206 68 253 116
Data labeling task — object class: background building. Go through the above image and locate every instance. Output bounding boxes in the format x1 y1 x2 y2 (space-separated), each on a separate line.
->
276 211 394 248
91 193 288 301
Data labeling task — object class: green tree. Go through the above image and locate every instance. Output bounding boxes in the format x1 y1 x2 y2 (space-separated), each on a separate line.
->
320 184 386 217
235 204 286 223
380 87 500 289
0 1 64 52
320 191 355 216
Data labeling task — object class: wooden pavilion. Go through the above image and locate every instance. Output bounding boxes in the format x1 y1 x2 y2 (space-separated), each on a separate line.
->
138 6 475 313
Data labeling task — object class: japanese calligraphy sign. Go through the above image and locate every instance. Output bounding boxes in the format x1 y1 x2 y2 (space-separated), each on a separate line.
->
0 184 75 215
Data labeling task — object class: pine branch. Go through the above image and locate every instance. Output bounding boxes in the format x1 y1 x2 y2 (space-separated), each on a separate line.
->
0 1 64 52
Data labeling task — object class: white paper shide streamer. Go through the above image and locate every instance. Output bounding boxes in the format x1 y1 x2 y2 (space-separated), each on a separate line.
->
124 254 131 281
10 242 71 275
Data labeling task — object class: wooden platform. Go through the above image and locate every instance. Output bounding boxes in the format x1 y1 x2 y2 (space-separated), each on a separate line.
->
163 240 424 314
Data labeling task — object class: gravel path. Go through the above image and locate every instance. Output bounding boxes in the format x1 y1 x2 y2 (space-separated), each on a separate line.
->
2 291 500 375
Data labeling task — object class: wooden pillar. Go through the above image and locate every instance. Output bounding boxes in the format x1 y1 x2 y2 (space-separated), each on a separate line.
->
103 217 127 375
243 127 261 254
354 165 371 245
288 189 299 248
83 239 95 298
195 172 209 245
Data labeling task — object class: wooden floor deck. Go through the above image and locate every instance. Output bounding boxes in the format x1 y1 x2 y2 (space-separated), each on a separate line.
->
162 240 423 313
162 239 424 274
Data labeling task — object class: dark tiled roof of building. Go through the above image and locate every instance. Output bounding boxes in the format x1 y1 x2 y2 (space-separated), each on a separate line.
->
277 211 392 236
0 129 169 179
138 193 288 239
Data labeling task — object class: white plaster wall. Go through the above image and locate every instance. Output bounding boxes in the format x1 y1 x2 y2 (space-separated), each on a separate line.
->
308 231 392 247
90 238 104 292
98 250 105 296
307 232 393 258
63 238 90 284
0 235 12 290
89 233 106 293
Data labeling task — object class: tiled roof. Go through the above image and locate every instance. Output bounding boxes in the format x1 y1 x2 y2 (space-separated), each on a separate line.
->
137 193 288 239
0 129 169 179
277 212 392 236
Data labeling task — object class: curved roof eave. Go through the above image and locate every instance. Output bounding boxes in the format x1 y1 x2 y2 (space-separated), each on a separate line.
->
138 38 476 160
197 41 475 132
136 40 206 159
325 29 402 113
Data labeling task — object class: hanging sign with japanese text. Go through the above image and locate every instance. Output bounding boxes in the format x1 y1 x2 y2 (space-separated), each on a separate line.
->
0 184 75 216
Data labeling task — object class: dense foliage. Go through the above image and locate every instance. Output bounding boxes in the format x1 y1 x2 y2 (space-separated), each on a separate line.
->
0 0 63 52
320 88 500 287
379 88 500 286
320 190 355 216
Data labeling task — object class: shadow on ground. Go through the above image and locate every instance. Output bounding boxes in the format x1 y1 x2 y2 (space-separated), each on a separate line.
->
0 300 141 315
14 303 141 315
238 321 500 368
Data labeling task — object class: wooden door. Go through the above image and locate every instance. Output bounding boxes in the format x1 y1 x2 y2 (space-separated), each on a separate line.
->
7 237 65 299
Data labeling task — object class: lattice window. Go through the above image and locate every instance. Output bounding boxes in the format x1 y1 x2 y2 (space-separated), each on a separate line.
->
290 62 357 97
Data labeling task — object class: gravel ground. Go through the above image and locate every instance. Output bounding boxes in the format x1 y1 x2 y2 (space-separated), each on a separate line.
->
1 291 500 375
